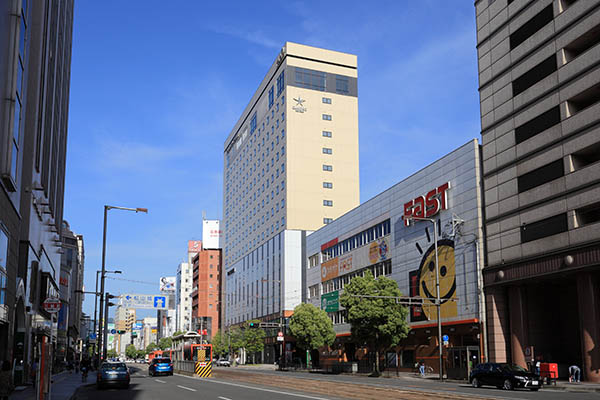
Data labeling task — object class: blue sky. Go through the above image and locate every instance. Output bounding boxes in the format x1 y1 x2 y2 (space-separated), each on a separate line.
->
66 1 480 320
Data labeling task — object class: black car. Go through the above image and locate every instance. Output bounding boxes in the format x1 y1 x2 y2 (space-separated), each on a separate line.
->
469 363 541 391
97 362 130 389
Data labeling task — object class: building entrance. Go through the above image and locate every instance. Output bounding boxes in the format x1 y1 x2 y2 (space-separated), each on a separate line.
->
447 346 479 380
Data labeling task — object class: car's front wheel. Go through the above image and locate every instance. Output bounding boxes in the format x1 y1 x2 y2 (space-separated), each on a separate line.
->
503 379 514 390
471 378 481 388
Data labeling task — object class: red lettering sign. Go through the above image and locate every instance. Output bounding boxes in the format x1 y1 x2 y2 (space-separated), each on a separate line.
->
403 182 450 226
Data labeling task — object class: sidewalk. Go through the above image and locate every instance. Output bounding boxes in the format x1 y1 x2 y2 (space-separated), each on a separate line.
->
9 371 89 400
413 372 600 393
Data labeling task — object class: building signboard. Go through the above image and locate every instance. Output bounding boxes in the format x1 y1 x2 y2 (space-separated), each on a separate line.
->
159 277 176 293
321 258 339 282
202 220 222 249
321 290 339 312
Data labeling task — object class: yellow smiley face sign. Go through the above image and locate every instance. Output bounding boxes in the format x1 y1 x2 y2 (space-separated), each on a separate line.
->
418 239 457 320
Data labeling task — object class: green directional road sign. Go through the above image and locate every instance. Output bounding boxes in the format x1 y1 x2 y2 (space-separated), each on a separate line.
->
321 291 339 312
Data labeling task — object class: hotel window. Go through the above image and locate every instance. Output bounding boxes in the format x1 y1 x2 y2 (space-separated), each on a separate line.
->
323 218 333 224
268 86 274 108
322 148 332 155
277 71 285 96
323 182 333 189
250 113 257 134
322 114 332 121
322 131 332 138
336 75 349 94
295 67 326 91
323 200 333 207
323 165 333 171
322 97 332 104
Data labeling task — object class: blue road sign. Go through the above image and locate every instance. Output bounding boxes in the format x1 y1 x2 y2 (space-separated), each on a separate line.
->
154 296 166 308
442 335 449 342
110 329 116 334
89 333 97 340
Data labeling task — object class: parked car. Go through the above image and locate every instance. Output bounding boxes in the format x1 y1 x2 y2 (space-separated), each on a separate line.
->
97 362 130 389
148 357 173 376
470 363 541 391
216 359 231 367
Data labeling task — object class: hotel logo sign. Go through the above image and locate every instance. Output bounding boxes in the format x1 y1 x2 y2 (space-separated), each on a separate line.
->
292 97 307 113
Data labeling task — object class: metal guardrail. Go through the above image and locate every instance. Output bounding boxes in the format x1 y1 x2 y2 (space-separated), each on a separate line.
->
175 360 196 374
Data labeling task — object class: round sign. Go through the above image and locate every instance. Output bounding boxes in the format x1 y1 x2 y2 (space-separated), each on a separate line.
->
442 334 449 341
43 297 62 313
110 329 116 334
277 331 284 337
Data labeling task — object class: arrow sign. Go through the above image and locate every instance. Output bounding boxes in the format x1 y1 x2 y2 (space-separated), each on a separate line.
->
153 296 166 308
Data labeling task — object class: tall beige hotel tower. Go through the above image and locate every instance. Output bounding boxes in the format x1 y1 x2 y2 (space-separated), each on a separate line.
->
223 42 359 361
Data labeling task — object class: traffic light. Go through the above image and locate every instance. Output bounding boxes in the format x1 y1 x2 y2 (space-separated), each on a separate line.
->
248 322 257 328
117 330 126 334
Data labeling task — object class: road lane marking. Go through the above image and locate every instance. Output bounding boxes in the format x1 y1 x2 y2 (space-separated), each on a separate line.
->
155 379 166 383
177 385 197 392
175 374 330 399
218 397 232 400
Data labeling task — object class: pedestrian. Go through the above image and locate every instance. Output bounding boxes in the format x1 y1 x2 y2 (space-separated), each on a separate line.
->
31 358 38 385
0 360 15 400
569 365 581 382
419 361 426 377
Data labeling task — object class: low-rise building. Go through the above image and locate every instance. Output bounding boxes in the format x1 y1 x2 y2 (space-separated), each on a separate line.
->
305 140 486 377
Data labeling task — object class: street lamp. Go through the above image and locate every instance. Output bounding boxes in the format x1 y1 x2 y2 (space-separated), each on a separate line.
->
407 214 444 381
97 205 147 365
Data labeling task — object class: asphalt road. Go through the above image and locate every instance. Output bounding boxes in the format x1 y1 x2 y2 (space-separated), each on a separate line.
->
71 364 345 400
71 363 600 400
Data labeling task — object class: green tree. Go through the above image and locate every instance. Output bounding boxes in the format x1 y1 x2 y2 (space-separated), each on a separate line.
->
229 327 245 352
136 349 146 360
289 303 336 354
125 344 137 360
146 342 158 353
243 319 265 364
158 337 172 350
339 271 410 376
172 331 184 337
210 330 228 358
107 349 118 359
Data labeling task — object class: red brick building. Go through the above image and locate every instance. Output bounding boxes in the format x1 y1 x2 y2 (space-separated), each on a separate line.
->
191 243 222 340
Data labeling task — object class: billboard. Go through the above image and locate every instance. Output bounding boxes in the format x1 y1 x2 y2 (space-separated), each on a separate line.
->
188 240 202 254
159 276 176 293
202 220 222 249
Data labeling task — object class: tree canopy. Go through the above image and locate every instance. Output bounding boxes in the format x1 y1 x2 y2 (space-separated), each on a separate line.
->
125 344 137 360
339 271 410 375
146 342 158 352
210 330 228 357
244 319 265 355
289 303 336 351
107 349 118 359
158 337 172 350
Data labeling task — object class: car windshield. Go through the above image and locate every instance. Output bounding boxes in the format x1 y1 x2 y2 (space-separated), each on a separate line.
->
101 363 127 371
155 358 171 363
501 363 528 373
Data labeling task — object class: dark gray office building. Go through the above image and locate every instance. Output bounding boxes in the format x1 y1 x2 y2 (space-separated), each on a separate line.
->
0 0 74 384
475 0 600 382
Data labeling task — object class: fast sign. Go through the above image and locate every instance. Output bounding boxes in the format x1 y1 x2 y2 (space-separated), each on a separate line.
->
403 182 450 226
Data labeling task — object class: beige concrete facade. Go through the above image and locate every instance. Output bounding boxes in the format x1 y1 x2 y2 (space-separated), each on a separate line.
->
222 43 360 334
475 0 600 381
